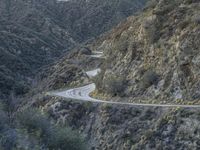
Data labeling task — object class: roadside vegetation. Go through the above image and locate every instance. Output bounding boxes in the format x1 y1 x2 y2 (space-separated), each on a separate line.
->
93 70 127 97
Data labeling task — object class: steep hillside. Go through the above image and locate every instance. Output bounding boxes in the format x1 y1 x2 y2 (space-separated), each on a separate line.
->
43 97 200 150
0 0 148 97
22 1 200 150
92 0 200 103
57 0 148 41
37 47 91 91
0 0 75 97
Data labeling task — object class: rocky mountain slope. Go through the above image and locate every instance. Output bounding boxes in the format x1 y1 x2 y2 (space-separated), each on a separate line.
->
37 47 95 91
0 0 148 97
43 97 200 150
21 0 200 150
92 0 200 103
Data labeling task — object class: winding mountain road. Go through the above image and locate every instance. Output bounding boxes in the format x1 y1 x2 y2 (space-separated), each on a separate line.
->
49 83 200 108
48 51 200 108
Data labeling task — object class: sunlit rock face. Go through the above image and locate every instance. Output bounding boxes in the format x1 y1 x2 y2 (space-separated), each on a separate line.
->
92 0 200 102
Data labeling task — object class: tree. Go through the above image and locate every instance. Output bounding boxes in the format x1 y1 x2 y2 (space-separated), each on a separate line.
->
103 74 126 96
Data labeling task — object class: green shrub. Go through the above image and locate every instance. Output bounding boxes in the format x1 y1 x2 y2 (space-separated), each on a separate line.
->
1 129 18 150
92 70 105 92
114 39 128 53
17 109 49 134
17 108 87 150
183 0 199 4
153 0 177 15
140 70 159 90
103 75 126 96
14 81 29 95
47 127 86 150
145 0 158 9
0 110 8 132
0 102 18 150
192 14 200 25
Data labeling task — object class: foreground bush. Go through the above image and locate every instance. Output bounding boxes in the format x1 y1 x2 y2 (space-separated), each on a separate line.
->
0 100 87 149
17 108 87 150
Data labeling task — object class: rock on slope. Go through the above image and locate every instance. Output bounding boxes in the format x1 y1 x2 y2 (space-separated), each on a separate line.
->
93 0 200 103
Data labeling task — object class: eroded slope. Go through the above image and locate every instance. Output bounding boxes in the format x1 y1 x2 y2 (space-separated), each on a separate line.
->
93 0 200 103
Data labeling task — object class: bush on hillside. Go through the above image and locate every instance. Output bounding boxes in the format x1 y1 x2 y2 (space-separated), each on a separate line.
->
1 129 18 150
47 126 86 150
0 109 8 132
192 14 200 25
139 70 159 90
17 108 87 150
92 70 105 92
0 102 18 150
103 74 126 96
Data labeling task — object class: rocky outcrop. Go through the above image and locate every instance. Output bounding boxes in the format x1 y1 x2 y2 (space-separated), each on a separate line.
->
93 0 200 103
42 98 200 150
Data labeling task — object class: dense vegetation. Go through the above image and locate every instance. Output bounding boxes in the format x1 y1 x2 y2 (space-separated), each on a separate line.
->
0 98 87 150
0 0 74 97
